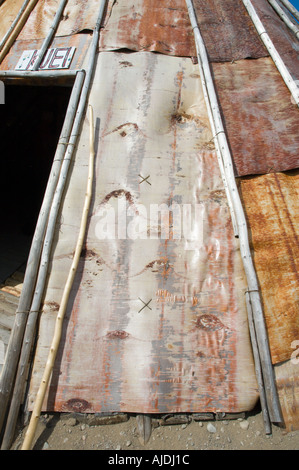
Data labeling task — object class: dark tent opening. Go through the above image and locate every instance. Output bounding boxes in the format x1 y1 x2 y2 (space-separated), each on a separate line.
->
0 84 72 283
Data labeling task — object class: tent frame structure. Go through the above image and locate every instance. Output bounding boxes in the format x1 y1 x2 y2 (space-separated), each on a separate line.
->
0 0 298 449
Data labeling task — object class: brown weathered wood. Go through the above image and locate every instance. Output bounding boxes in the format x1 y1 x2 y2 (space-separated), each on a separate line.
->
159 415 191 426
215 412 246 421
0 313 14 331
239 172 299 364
275 359 299 432
136 415 152 446
0 291 20 315
27 50 259 418
192 413 215 421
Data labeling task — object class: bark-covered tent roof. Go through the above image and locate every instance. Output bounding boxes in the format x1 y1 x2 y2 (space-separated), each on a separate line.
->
0 0 298 449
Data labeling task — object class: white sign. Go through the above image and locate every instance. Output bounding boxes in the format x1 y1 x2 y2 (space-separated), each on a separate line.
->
15 47 76 71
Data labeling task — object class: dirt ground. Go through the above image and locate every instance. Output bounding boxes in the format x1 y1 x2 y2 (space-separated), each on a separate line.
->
10 403 299 452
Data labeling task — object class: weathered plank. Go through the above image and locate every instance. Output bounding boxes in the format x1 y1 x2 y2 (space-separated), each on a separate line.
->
238 171 299 364
98 0 267 61
275 359 299 432
212 58 299 176
0 272 24 365
27 51 258 415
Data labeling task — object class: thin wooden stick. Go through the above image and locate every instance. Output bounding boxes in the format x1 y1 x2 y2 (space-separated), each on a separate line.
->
21 105 95 451
0 0 31 52
185 0 283 425
279 0 299 21
32 0 68 71
0 0 39 64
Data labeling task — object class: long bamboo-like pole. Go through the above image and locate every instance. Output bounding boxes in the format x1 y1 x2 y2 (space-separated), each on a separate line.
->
21 105 95 451
278 0 299 27
187 23 239 238
0 69 85 438
0 70 86 450
267 0 299 38
279 0 299 21
245 292 272 435
185 0 283 425
32 0 68 71
242 0 299 107
0 0 39 64
0 0 31 52
0 70 78 79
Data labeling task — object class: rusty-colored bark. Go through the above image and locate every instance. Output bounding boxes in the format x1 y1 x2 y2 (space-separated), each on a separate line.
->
27 52 258 414
212 58 299 176
239 171 299 364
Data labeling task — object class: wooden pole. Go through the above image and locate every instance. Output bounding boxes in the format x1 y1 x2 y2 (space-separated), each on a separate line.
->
136 415 152 446
184 17 238 238
0 0 39 64
245 292 272 435
267 0 299 38
242 0 299 107
21 105 95 450
0 70 78 79
185 0 283 425
32 0 68 71
279 0 299 21
0 0 31 52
